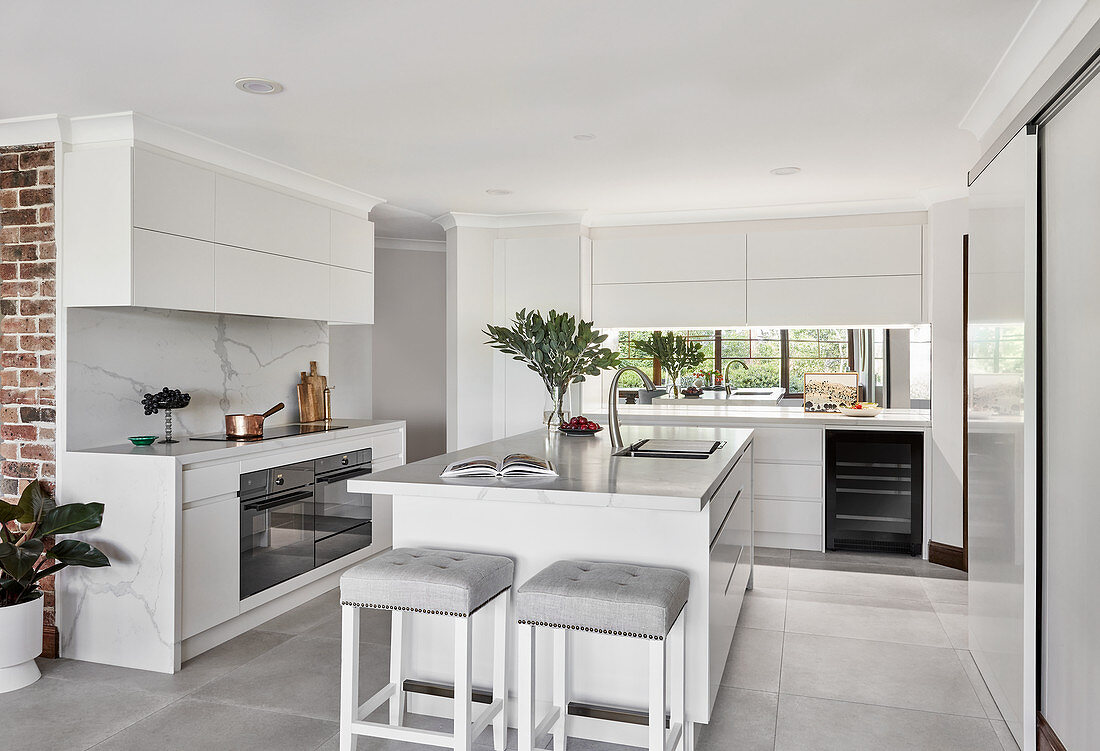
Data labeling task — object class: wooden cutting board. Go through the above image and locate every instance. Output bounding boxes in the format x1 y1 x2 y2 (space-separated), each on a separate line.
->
297 361 327 422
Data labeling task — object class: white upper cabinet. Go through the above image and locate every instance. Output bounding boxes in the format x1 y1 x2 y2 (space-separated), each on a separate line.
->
592 233 746 283
330 211 375 272
214 244 329 321
746 225 922 280
330 267 375 324
132 149 215 240
747 274 923 326
592 280 747 329
214 175 331 264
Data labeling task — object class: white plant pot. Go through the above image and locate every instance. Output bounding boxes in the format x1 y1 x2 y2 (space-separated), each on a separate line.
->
0 596 43 693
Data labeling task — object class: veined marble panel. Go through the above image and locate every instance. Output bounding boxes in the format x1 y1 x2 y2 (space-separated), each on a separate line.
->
66 307 328 449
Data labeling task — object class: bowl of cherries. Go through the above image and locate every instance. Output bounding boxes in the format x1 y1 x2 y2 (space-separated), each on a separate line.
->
559 416 603 435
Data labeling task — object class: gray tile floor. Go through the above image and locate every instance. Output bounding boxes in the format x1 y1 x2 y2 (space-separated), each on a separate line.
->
1 549 1019 751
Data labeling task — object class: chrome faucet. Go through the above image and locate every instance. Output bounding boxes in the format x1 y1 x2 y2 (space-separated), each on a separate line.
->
607 365 656 448
723 359 749 395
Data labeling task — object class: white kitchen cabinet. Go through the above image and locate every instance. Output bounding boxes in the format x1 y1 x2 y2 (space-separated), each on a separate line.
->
132 229 215 311
329 267 375 324
593 233 746 284
181 496 240 639
749 427 823 463
754 462 823 501
214 174 331 264
133 149 215 240
754 498 822 536
746 274 923 326
746 225 922 280
214 244 329 320
592 280 746 329
330 211 375 272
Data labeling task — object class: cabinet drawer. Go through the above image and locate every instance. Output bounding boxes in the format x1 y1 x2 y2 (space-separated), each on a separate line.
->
750 427 822 463
133 149 215 240
755 498 822 536
182 462 240 504
330 211 374 272
132 229 215 311
330 268 374 323
370 430 404 460
754 462 822 500
182 496 240 638
709 446 752 544
214 245 330 320
215 175 330 263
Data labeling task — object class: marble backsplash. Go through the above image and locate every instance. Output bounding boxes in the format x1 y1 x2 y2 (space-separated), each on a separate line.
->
66 307 328 449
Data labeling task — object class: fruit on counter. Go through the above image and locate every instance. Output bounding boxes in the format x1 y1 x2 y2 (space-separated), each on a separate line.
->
682 386 704 397
561 416 601 431
850 402 879 410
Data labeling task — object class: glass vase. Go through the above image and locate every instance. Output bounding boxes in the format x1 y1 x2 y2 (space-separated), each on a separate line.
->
543 385 572 430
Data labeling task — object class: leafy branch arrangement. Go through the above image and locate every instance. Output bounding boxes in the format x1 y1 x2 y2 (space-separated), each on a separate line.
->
634 331 708 397
484 309 621 426
0 480 110 608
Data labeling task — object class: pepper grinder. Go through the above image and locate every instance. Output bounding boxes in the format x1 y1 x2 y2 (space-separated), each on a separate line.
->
323 387 333 422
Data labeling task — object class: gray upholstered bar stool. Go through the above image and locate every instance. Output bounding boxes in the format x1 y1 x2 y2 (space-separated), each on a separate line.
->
339 547 514 751
515 560 690 751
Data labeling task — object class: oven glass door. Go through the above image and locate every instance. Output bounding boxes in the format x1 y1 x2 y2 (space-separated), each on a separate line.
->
240 487 315 600
315 464 373 566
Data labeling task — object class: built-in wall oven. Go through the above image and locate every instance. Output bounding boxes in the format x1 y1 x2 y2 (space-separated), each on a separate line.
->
239 450 374 600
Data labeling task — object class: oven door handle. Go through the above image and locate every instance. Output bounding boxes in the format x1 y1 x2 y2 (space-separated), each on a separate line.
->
316 466 372 485
242 489 314 512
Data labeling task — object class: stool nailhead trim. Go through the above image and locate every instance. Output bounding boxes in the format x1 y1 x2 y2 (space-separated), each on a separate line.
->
516 618 665 640
341 600 470 618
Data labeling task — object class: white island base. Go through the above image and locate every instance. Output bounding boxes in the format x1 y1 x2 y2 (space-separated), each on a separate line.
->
350 426 754 747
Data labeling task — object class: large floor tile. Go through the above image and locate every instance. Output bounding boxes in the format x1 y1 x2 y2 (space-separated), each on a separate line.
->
752 563 789 589
39 629 294 698
0 676 171 751
193 634 388 721
790 549 919 568
310 605 393 645
780 632 985 717
89 697 336 751
787 566 929 601
785 589 951 647
932 601 968 649
956 649 1003 721
789 556 917 577
254 588 343 635
736 587 786 631
920 576 969 605
774 694 1003 751
755 546 791 566
697 687 777 751
721 627 783 693
991 718 1021 750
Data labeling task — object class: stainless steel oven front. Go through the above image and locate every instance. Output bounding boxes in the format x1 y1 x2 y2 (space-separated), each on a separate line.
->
239 461 315 600
314 449 373 566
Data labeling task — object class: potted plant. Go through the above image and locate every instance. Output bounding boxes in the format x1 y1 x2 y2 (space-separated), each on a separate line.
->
0 480 109 693
634 332 707 398
484 309 621 428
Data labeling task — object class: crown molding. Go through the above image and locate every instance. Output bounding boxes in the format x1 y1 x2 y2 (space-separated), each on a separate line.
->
433 210 589 231
375 236 447 252
585 198 927 227
0 114 66 147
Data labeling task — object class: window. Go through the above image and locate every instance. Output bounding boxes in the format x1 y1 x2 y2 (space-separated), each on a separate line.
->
616 328 855 397
968 324 1024 375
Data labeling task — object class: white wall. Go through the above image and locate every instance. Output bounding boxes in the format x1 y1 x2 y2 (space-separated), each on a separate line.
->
372 247 446 462
927 197 968 547
330 324 373 419
66 307 328 448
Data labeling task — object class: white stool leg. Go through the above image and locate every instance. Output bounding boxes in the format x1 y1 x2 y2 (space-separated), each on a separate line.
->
389 610 406 726
670 613 685 751
454 617 474 751
648 636 666 751
340 605 361 751
553 629 569 751
492 594 508 751
518 623 536 751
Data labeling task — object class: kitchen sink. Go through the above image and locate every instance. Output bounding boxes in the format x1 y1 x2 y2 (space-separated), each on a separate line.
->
613 438 725 459
731 389 775 395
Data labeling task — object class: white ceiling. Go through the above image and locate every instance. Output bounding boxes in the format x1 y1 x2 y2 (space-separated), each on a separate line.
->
3 1 1034 238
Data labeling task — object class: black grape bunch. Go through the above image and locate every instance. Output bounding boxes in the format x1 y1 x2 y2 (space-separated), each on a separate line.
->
142 387 191 415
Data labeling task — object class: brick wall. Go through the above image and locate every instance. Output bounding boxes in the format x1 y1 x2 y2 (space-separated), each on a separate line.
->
0 143 58 653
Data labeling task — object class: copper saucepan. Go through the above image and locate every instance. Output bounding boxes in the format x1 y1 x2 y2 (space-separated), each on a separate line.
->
225 402 285 438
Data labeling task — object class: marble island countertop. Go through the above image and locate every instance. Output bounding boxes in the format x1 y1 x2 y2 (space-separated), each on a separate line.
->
68 419 405 463
349 424 754 512
614 404 931 428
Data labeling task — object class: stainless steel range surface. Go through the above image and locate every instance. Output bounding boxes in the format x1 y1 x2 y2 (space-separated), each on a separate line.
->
189 423 350 442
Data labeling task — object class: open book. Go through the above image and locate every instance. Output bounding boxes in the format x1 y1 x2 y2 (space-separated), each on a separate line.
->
440 453 557 478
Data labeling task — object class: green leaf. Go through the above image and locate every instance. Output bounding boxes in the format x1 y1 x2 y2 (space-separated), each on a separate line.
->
0 538 44 581
0 501 20 525
46 539 110 569
38 503 105 537
16 480 55 525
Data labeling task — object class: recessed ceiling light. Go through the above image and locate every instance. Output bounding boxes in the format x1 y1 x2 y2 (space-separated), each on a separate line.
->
485 188 512 196
770 166 802 176
234 77 284 95
573 133 597 141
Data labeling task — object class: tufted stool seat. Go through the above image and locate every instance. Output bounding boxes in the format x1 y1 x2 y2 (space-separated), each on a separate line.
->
516 560 689 640
341 547 514 617
339 548 513 751
517 560 689 751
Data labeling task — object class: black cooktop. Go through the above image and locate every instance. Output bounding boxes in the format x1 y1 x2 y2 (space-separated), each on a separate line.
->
189 423 350 442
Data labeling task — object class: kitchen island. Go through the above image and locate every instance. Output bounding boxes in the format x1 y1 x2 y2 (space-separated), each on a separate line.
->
348 424 754 747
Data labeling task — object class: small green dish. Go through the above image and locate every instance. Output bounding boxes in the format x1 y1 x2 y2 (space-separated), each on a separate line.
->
128 435 158 446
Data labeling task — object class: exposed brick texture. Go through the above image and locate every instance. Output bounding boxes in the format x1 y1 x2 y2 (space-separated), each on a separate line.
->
0 143 57 654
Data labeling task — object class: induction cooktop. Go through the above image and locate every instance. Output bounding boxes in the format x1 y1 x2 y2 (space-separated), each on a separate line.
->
189 423 350 442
